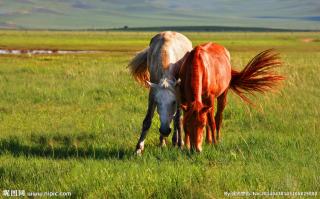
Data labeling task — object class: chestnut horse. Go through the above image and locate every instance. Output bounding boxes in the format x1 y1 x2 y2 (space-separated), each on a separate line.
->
179 42 283 152
129 31 192 154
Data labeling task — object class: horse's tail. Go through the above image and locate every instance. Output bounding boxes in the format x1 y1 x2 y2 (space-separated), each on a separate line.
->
230 49 284 103
128 47 150 87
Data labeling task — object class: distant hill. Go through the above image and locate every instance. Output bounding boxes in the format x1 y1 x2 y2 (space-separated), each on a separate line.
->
111 26 314 32
0 0 319 30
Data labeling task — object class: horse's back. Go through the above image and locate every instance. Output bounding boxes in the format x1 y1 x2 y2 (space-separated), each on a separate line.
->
180 42 231 102
148 31 192 82
196 42 231 97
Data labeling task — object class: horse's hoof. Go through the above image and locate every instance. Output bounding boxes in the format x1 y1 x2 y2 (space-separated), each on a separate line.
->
160 141 166 147
135 149 143 156
172 138 178 146
205 139 212 144
178 140 184 149
159 137 167 147
135 141 145 155
196 145 203 152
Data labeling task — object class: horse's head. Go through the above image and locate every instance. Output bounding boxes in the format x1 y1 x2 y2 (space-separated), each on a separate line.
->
147 78 181 137
181 101 212 152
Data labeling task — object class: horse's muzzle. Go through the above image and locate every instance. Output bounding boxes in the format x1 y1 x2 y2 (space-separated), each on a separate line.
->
159 127 171 137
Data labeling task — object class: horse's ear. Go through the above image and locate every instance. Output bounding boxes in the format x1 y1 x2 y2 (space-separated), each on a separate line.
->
175 78 181 87
180 104 188 111
146 81 158 88
200 106 212 114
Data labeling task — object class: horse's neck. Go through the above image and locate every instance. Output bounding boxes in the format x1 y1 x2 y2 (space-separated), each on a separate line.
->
168 63 180 79
149 65 171 83
160 69 175 82
149 43 189 82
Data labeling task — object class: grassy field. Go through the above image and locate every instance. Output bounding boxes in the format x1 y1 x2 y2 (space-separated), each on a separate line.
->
0 31 319 198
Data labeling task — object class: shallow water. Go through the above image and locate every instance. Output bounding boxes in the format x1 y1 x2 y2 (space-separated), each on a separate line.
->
0 49 102 55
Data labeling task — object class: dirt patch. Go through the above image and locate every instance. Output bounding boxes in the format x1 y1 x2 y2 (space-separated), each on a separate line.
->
301 38 319 43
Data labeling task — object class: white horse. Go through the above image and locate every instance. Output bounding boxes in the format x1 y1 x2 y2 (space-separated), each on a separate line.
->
129 31 192 154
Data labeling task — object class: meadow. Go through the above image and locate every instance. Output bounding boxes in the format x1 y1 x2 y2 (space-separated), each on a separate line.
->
0 31 319 198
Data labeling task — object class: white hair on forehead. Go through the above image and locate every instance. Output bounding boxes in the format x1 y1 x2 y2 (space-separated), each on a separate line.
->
160 78 170 88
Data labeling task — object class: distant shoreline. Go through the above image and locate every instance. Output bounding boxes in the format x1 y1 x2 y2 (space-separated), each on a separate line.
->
0 26 319 32
111 25 319 32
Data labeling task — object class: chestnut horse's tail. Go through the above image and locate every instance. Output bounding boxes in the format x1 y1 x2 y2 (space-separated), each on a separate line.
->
230 49 284 103
128 47 150 87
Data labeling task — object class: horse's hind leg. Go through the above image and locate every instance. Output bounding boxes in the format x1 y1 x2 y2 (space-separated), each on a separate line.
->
215 90 228 141
135 91 156 155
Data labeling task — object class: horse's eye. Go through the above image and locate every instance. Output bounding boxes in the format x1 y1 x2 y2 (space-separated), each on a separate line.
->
172 101 176 106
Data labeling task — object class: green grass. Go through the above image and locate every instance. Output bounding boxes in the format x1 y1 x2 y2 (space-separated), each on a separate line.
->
0 31 319 198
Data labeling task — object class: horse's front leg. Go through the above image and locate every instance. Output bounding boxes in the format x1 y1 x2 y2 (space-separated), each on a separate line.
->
172 108 184 148
182 117 190 150
205 95 215 144
135 92 156 155
215 90 227 141
205 124 212 144
207 109 217 145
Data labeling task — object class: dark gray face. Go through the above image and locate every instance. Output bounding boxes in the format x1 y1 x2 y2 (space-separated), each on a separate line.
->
154 88 177 136
148 78 180 137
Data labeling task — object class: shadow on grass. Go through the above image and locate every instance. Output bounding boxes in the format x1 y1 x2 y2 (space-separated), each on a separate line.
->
0 136 133 160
